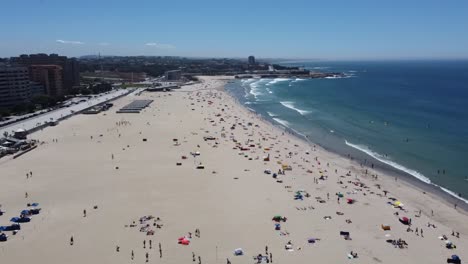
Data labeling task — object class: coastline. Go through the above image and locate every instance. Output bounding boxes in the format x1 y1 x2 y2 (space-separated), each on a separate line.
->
223 78 468 214
0 75 466 264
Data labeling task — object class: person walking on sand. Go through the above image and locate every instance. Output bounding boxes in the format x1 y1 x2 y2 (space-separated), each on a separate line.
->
192 252 196 262
198 256 201 264
143 239 146 248
146 252 149 262
265 245 268 255
83 209 86 217
70 236 74 245
149 239 152 249
131 250 134 260
270 252 273 263
159 243 162 258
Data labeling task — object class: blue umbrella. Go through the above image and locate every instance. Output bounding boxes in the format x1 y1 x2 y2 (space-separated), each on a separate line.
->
31 203 39 207
21 210 30 215
10 217 20 222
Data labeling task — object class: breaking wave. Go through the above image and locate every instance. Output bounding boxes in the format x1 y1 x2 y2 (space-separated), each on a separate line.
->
280 101 312 115
344 140 468 204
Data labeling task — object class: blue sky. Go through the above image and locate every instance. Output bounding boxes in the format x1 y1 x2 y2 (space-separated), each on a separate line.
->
1 0 468 59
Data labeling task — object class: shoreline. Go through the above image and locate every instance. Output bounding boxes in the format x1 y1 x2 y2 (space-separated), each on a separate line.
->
1 75 466 263
222 78 468 213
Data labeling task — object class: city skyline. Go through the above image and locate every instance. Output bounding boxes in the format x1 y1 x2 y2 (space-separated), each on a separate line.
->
1 0 468 60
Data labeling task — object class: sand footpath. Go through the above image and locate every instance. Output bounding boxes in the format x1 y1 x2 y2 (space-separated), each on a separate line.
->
0 76 466 264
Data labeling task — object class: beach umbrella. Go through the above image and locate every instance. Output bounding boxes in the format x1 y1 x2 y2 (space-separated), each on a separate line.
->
21 210 30 215
10 217 20 222
31 203 39 207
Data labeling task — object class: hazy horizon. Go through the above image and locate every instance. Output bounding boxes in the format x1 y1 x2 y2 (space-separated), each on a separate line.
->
1 0 468 60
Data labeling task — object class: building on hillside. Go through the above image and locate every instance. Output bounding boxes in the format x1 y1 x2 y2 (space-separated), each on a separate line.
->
248 56 256 65
165 70 182 81
29 65 64 97
0 66 32 108
10 53 79 95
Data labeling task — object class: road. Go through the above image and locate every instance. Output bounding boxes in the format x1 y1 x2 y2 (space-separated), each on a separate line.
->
0 89 130 136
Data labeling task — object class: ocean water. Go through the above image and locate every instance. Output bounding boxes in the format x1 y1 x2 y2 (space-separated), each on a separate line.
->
225 60 468 202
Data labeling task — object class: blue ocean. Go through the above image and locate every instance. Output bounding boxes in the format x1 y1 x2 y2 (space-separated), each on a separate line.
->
225 60 468 202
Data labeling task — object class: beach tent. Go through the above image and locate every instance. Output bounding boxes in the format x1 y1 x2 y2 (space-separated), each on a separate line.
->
234 248 244 256
29 208 41 215
21 209 31 215
0 224 20 231
10 217 31 223
178 237 190 245
447 255 461 264
272 215 282 222
399 217 410 225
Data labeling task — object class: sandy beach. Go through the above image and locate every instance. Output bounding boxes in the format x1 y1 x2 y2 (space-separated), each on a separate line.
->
0 76 467 264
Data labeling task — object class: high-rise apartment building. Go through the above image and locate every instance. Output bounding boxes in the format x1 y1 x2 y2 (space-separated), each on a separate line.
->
29 65 64 97
10 53 79 95
0 66 31 108
248 55 256 65
0 65 31 107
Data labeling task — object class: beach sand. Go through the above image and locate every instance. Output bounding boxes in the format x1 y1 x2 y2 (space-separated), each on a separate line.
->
0 76 467 264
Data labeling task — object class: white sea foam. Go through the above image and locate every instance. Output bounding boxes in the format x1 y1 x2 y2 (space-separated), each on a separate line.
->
266 78 291 85
266 111 277 117
292 78 306 82
249 80 264 99
272 117 291 128
325 75 355 79
280 101 312 115
344 140 431 184
439 186 468 204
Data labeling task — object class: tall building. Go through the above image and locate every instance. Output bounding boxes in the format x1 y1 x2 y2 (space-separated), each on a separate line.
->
10 53 79 95
248 56 256 65
29 65 64 97
0 66 31 108
165 70 182 81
